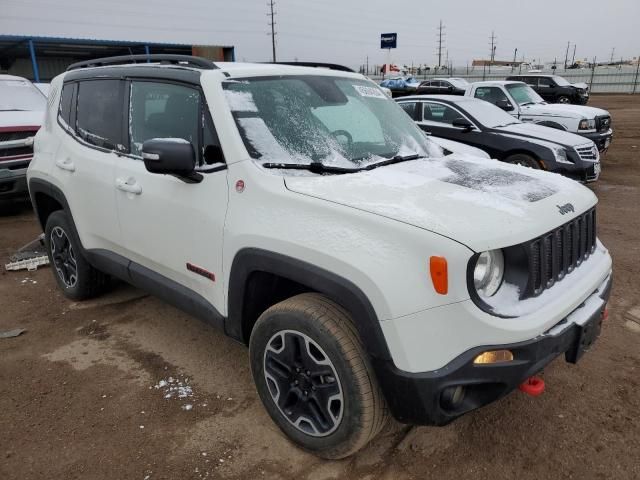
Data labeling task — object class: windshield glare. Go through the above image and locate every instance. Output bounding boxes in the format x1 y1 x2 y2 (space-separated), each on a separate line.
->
0 79 47 111
461 100 521 128
506 83 544 105
223 76 441 168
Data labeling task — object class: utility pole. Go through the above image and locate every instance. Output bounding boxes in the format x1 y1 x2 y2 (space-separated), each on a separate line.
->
564 41 570 70
267 0 277 62
436 20 445 71
488 30 496 74
610 47 615 64
571 44 577 66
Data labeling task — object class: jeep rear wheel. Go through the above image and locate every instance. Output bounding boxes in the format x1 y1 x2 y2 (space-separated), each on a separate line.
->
44 211 109 300
249 293 388 459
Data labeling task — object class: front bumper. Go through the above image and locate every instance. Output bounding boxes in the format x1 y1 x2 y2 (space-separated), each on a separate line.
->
581 129 613 152
372 273 612 426
0 165 29 202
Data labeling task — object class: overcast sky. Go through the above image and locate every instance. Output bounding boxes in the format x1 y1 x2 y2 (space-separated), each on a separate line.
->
2 0 638 67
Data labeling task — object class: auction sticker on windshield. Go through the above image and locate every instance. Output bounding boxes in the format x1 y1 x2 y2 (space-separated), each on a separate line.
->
353 85 387 99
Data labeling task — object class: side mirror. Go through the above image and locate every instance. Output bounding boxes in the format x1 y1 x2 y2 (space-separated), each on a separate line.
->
496 99 514 111
452 118 474 131
142 138 199 182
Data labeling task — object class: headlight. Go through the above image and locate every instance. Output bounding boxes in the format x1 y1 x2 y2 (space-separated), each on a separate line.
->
578 119 596 130
473 250 504 298
551 146 572 164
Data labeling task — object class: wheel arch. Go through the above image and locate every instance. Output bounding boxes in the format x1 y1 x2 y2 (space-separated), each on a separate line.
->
29 178 69 230
226 248 392 362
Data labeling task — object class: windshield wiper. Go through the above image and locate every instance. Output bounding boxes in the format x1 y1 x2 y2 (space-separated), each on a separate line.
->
360 153 426 171
262 161 359 174
262 154 427 175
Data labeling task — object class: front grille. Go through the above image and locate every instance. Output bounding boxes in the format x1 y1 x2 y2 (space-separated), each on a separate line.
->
595 115 611 132
525 208 597 297
575 144 598 161
0 131 34 142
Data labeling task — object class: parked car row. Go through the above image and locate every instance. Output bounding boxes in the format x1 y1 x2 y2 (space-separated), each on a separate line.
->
383 73 591 105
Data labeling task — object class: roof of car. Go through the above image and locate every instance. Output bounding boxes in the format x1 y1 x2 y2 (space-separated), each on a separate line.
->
397 95 477 103
508 74 556 78
470 80 525 86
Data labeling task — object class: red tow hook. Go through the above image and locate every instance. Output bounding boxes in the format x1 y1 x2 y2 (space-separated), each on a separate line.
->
519 376 545 397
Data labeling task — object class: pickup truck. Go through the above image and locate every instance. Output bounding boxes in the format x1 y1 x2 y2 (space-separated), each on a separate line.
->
465 81 612 152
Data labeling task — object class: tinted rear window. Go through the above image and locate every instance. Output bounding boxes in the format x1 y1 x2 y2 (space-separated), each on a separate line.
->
58 83 75 129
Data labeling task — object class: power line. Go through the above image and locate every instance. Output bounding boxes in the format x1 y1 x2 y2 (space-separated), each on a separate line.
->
267 0 277 62
436 20 445 68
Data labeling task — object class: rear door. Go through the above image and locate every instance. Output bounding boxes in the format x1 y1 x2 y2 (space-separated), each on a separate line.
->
53 79 123 252
113 79 229 311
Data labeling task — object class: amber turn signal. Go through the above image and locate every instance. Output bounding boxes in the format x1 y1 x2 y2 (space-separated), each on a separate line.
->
429 256 448 295
473 350 514 365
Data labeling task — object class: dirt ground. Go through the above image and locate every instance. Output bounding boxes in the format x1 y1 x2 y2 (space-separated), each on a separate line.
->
1 94 639 480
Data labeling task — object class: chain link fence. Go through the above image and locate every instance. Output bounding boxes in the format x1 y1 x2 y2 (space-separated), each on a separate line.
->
366 64 640 94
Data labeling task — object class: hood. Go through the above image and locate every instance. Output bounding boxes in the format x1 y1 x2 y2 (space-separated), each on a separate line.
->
0 110 44 129
521 102 608 119
284 156 596 252
496 122 589 147
571 82 589 90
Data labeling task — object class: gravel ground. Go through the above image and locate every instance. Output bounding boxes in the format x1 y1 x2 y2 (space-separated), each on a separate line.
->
1 94 639 480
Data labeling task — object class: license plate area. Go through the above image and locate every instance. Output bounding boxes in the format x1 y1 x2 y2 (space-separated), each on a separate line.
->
566 312 603 363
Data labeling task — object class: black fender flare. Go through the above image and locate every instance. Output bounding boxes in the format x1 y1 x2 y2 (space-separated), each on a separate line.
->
226 248 392 362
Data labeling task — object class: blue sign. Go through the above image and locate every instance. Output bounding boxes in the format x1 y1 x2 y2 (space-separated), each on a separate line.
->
380 33 397 49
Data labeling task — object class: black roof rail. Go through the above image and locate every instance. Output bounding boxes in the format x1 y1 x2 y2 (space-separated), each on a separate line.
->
265 61 355 73
66 54 217 71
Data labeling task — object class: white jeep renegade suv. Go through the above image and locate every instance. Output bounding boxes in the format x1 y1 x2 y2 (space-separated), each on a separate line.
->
28 55 612 459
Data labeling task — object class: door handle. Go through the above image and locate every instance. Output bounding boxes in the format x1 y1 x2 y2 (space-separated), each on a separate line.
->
116 177 142 195
55 158 75 172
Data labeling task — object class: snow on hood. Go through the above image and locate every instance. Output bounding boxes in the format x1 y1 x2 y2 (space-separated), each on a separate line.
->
284 155 597 252
521 102 608 119
497 122 591 147
0 110 44 129
571 82 589 90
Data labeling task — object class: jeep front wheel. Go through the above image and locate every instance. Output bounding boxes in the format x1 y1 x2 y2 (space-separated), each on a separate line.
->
249 293 388 459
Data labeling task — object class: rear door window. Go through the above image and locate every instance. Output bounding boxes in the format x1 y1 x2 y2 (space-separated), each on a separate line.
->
58 82 76 130
76 80 124 151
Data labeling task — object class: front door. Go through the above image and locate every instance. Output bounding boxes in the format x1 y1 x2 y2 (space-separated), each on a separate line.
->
114 79 229 312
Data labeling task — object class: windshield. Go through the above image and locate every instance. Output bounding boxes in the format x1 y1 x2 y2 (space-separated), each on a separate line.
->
0 79 47 111
461 100 521 128
506 83 544 105
552 76 571 86
448 78 469 88
223 75 441 168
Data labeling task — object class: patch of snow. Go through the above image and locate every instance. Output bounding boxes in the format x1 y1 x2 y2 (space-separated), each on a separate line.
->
224 90 258 112
153 376 193 399
182 404 193 411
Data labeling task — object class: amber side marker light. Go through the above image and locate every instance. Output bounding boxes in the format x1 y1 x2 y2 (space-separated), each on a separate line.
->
473 350 514 365
429 256 448 295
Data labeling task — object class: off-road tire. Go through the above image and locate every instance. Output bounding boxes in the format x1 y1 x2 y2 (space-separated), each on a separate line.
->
249 293 388 459
44 210 109 300
505 153 541 169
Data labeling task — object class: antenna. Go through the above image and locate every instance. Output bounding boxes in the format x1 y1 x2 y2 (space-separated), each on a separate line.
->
267 0 277 62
